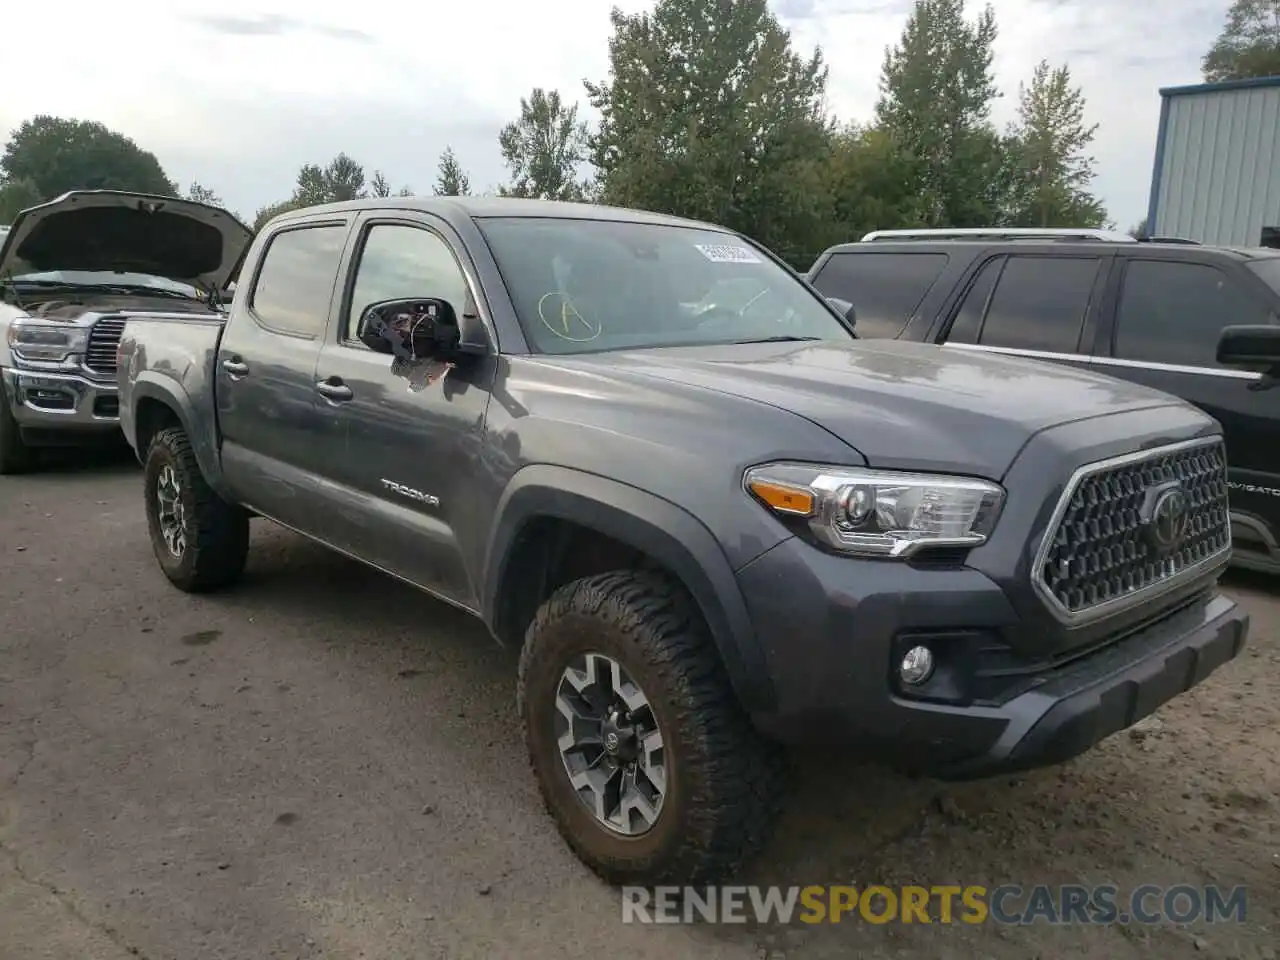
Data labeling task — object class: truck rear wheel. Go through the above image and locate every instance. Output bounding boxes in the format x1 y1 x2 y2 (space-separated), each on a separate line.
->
144 426 249 592
518 570 787 886
0 386 37 475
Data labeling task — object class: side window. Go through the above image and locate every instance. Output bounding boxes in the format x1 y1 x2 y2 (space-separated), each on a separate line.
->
809 252 949 338
1113 260 1269 368
250 225 348 337
974 256 1099 353
945 257 1003 344
345 224 471 341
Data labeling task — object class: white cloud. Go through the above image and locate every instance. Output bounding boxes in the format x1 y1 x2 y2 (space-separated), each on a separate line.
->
1 0 1225 232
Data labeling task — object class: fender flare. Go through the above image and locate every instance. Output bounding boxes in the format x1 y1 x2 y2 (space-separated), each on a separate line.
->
128 374 230 498
481 465 776 713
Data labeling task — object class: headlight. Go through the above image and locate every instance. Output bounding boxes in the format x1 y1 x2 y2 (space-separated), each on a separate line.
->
6 318 89 362
744 462 1005 558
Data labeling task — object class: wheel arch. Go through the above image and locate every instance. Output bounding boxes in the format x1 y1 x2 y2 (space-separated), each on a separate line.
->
482 465 776 714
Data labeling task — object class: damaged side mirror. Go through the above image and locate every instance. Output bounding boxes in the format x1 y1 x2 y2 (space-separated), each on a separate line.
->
357 298 463 360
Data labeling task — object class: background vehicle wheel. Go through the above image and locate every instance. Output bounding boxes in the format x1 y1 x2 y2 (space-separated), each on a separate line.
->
0 386 37 475
144 426 249 592
518 569 787 886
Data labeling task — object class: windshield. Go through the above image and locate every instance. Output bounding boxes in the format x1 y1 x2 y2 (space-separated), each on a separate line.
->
477 217 854 354
8 270 202 298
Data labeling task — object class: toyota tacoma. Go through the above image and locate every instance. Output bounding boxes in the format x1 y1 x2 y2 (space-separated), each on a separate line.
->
117 197 1265 886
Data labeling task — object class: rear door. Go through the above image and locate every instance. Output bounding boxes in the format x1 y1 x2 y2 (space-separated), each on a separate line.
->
933 251 1111 373
1092 254 1280 543
215 215 353 533
807 250 952 339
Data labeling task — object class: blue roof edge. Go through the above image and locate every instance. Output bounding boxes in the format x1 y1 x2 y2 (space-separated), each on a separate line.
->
1160 75 1280 97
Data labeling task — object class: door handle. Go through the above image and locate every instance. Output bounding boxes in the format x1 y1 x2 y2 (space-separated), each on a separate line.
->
221 358 249 377
315 379 354 402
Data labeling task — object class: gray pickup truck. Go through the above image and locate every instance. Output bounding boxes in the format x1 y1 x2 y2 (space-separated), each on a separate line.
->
118 196 1266 886
0 190 248 472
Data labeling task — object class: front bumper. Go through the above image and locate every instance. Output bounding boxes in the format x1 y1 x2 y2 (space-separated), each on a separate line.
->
1 366 121 436
735 536 1249 778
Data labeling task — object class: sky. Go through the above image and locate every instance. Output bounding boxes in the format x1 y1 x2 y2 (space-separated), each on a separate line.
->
0 0 1231 232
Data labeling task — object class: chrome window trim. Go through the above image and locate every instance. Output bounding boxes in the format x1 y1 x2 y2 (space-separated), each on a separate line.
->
943 341 1263 382
1031 435 1232 628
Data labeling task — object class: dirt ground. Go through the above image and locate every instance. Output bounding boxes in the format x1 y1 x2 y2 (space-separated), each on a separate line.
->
1 450 1277 959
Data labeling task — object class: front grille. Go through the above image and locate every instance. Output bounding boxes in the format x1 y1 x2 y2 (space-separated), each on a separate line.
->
1035 438 1230 622
85 317 127 376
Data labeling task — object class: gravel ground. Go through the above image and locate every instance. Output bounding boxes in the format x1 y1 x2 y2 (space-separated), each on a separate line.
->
1 448 1276 960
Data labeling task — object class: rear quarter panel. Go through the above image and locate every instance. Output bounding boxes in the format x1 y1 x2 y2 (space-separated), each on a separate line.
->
119 313 228 493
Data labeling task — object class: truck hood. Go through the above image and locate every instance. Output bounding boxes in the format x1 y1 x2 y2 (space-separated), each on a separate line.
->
560 339 1190 479
0 190 252 291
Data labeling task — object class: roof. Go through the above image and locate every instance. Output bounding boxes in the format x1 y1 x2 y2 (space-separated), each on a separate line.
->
272 195 723 232
816 236 1259 259
1159 75 1280 98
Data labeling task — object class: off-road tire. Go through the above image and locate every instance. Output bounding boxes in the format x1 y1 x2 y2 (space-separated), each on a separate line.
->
144 426 249 592
518 569 788 886
0 386 36 475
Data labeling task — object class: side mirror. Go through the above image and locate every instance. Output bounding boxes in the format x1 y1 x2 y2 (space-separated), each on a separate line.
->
826 296 856 327
1218 324 1280 370
1218 324 1280 389
357 297 465 360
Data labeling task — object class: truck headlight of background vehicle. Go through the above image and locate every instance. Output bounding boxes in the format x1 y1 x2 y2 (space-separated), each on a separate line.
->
6 318 90 363
745 462 1006 559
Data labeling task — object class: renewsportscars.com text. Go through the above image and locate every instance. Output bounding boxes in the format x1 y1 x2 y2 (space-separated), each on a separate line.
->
621 884 1248 925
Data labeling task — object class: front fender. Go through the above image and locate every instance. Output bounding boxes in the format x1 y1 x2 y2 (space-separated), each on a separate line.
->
481 464 776 713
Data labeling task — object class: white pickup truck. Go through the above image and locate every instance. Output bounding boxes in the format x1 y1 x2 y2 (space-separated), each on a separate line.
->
0 190 249 472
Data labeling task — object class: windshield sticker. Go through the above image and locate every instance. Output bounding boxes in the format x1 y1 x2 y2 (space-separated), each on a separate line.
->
694 243 762 264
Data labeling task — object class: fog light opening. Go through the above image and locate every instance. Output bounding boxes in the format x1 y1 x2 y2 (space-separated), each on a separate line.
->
899 645 935 686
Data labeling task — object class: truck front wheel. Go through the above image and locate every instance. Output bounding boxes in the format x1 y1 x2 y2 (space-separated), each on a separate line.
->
518 570 787 886
144 426 249 592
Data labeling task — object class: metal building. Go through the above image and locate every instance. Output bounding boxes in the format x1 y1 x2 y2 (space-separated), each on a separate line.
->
1146 76 1280 246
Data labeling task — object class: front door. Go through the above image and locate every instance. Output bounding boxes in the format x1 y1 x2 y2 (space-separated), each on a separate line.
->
312 215 495 609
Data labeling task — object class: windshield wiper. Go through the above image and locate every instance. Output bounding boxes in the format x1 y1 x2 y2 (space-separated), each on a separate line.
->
732 335 824 344
80 284 202 301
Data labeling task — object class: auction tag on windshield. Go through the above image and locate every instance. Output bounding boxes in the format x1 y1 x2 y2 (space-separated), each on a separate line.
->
694 243 762 264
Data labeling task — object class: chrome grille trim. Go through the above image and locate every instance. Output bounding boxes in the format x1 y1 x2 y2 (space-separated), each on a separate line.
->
1032 436 1231 627
84 316 128 376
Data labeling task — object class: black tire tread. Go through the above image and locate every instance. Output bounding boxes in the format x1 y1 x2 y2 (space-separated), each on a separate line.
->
146 426 249 592
518 569 788 886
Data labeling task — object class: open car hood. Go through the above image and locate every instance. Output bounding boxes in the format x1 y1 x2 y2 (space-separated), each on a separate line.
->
0 190 252 291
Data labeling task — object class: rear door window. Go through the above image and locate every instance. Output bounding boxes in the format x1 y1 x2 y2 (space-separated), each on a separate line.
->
809 251 949 338
964 256 1099 353
1113 259 1272 368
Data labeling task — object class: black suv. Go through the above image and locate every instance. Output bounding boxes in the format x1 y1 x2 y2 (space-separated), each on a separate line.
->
807 228 1280 576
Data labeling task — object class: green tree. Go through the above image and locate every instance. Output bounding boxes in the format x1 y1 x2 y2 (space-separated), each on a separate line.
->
294 152 367 204
0 178 42 222
253 199 303 232
434 146 472 196
1128 218 1148 239
185 181 222 206
1 116 177 199
1004 60 1107 227
1203 0 1280 81
498 88 590 200
822 125 919 245
875 0 1004 227
585 0 832 264
370 170 392 198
